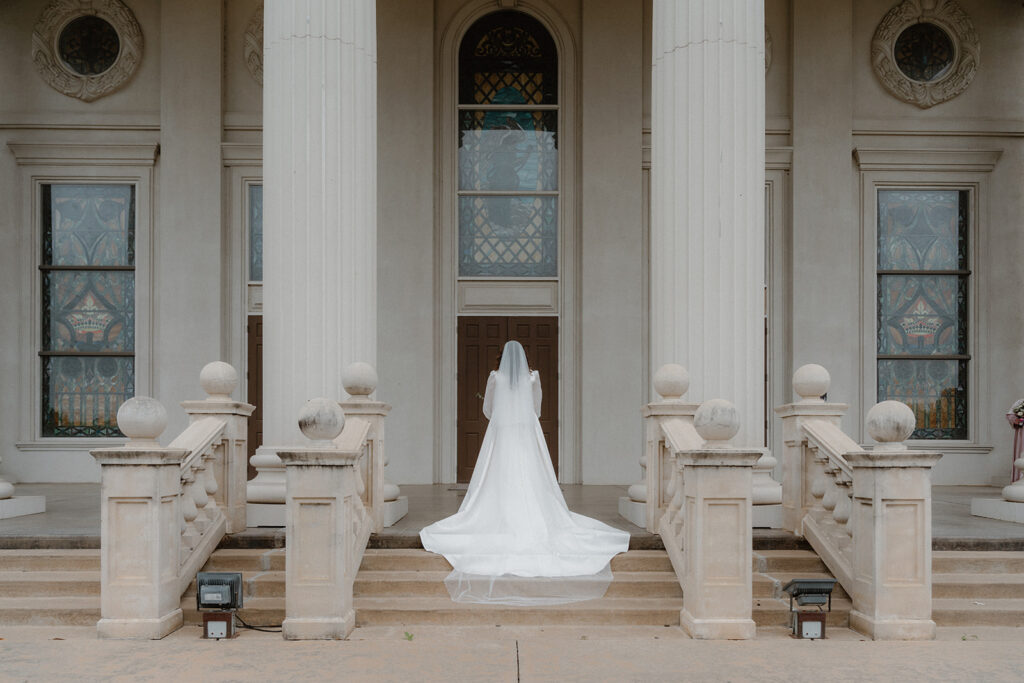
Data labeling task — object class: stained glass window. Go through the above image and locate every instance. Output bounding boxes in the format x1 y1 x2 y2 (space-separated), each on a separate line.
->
877 189 968 439
58 16 121 76
457 11 558 277
41 184 135 437
249 184 263 282
894 23 954 83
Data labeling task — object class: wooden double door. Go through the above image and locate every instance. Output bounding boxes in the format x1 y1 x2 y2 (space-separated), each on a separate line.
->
457 316 558 483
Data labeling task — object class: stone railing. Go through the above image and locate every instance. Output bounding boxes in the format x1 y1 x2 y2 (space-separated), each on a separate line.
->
279 398 375 640
621 363 781 531
91 362 254 639
247 362 405 530
776 364 941 640
658 398 760 640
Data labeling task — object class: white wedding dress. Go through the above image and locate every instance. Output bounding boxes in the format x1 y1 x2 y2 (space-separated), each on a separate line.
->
420 341 629 604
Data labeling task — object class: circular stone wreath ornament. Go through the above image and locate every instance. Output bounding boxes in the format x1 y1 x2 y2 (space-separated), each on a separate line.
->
871 0 980 109
32 0 144 102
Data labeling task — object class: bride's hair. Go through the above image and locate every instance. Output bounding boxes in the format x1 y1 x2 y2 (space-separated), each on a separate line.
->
496 344 531 371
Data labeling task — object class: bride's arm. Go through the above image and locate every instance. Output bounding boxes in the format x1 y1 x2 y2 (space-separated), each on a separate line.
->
530 370 542 415
482 371 497 419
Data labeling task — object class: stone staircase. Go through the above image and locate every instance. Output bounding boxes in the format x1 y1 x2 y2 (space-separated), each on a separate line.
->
2 547 1022 631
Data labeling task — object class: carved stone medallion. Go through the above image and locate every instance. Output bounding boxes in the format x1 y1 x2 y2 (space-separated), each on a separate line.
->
871 0 979 109
244 2 264 86
32 0 143 102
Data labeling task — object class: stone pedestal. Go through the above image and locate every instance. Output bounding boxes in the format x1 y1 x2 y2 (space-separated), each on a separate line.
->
279 447 368 640
676 399 759 640
847 449 941 640
0 495 46 520
91 447 188 639
775 364 848 534
650 0 766 447
971 497 1024 524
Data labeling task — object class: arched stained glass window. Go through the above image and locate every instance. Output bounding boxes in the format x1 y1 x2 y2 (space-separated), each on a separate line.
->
457 11 558 278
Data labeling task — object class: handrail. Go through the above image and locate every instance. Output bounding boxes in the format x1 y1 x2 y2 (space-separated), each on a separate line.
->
90 362 254 639
776 364 942 640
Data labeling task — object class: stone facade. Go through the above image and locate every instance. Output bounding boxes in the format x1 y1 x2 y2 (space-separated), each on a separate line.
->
1 0 1022 492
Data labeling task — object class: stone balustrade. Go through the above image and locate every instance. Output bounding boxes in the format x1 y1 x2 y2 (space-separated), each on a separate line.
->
90 362 254 639
776 364 941 640
248 362 405 530
669 399 759 640
280 398 374 640
622 363 782 532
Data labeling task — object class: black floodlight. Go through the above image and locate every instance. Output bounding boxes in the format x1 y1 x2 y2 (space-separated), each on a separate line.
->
196 572 243 610
782 578 836 640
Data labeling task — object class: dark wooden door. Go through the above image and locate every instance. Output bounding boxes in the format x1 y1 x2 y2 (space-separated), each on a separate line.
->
456 316 558 483
246 315 263 480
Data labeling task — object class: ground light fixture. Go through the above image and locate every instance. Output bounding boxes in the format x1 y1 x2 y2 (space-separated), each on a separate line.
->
782 578 836 640
196 571 243 639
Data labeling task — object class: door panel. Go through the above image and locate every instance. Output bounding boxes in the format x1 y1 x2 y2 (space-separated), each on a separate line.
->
246 315 263 480
457 316 558 483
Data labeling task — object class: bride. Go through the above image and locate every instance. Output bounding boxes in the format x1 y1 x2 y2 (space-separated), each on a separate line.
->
420 340 629 603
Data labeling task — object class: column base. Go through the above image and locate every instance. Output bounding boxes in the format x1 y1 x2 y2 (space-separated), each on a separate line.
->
0 496 46 520
752 504 783 529
618 496 646 528
381 496 408 527
680 609 756 640
970 497 1024 524
849 610 936 640
282 613 355 640
246 502 285 527
97 609 183 639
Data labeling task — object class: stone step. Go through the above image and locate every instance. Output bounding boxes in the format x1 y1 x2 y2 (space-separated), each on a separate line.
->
751 597 852 628
352 596 683 627
932 551 1024 574
932 574 1024 600
0 597 100 626
932 598 1024 627
183 569 685 600
200 548 286 572
355 549 673 573
752 550 828 574
0 570 100 597
0 549 99 571
752 572 850 601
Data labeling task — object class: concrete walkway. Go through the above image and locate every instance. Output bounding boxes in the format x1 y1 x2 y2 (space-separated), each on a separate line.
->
0 624 1021 681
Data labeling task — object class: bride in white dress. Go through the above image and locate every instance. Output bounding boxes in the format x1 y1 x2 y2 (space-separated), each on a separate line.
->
420 341 629 604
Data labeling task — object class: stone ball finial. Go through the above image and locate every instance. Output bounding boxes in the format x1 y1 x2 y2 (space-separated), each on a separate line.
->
793 364 830 403
653 364 690 401
343 362 378 400
866 400 916 451
117 397 168 447
298 397 345 445
694 398 740 445
200 361 238 401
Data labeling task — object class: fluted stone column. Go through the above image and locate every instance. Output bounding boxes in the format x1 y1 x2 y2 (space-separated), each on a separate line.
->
249 0 377 515
650 0 766 447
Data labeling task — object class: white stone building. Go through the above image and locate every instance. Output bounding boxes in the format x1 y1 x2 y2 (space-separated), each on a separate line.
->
1 0 1022 499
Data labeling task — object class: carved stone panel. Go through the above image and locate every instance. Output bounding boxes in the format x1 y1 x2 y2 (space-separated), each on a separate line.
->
32 0 143 102
871 0 980 109
244 2 264 86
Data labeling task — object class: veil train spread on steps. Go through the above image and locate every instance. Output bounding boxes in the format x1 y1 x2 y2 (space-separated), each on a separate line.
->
420 341 630 605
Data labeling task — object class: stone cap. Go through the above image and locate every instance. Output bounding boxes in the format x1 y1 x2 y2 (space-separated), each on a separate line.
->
277 449 363 467
643 402 699 418
677 449 763 467
846 451 942 468
774 402 849 418
339 400 392 417
91 448 189 466
180 400 256 417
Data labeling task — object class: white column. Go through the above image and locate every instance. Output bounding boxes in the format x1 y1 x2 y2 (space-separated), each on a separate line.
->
250 0 377 508
650 0 766 446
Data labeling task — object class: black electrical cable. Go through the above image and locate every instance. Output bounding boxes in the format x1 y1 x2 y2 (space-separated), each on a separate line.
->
234 613 283 633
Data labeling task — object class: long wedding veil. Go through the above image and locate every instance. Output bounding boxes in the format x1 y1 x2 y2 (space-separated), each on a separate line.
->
442 340 615 605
